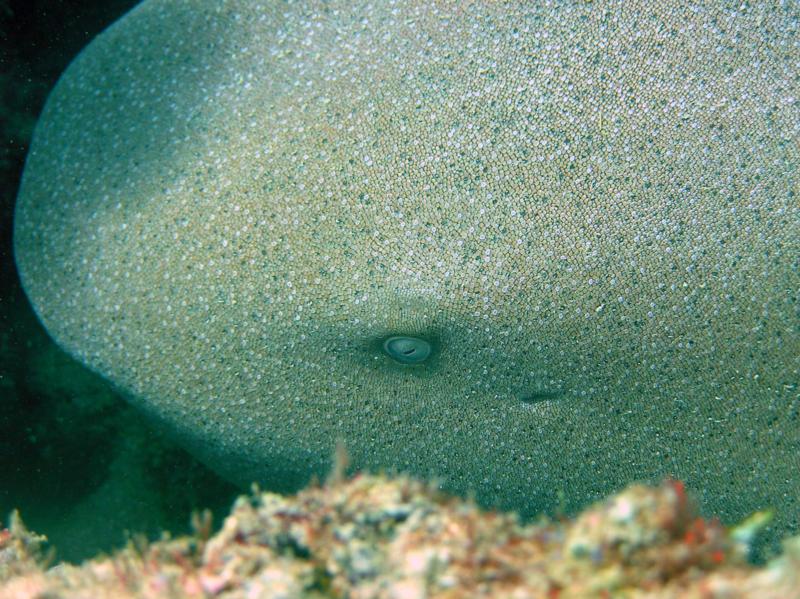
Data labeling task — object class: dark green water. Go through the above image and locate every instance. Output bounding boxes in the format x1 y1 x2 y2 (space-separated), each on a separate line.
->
0 0 239 563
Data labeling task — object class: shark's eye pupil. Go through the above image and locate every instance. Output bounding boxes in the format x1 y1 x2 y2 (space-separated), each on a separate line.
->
383 336 432 364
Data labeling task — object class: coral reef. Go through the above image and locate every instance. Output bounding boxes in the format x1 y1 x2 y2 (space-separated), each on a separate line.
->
1 469 798 599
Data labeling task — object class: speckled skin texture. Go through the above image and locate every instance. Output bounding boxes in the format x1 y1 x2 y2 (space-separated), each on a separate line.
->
13 0 799 542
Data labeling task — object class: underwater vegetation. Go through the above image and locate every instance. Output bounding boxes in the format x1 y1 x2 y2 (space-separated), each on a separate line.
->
12 0 800 563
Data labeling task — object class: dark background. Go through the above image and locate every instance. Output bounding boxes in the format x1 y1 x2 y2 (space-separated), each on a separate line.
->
0 0 238 563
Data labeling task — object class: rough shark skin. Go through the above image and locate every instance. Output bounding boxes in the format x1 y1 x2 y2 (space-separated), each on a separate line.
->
13 0 799 544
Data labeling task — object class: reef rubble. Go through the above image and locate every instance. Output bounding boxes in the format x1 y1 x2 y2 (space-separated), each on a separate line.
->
1 466 798 599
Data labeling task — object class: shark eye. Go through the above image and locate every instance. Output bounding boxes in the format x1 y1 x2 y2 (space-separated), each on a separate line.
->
382 336 432 364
